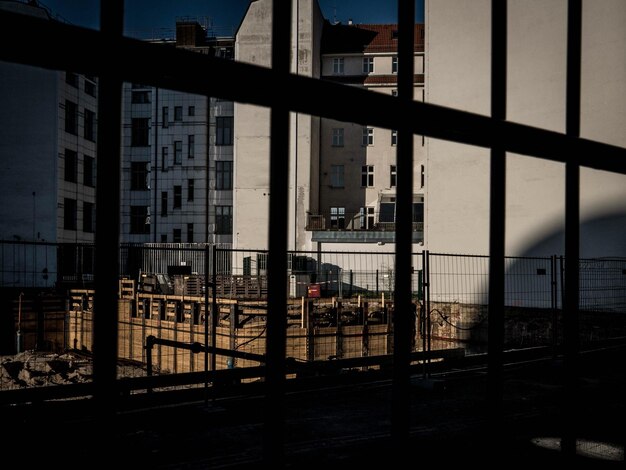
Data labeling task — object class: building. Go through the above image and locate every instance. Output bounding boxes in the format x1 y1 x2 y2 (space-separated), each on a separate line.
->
0 0 98 286
425 0 626 258
234 0 425 257
120 21 234 246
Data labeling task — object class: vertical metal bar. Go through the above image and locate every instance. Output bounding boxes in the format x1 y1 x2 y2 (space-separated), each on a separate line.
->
263 1 292 465
211 245 218 372
392 0 416 451
204 244 210 404
487 0 507 422
562 0 582 458
551 255 558 358
425 250 431 375
93 0 124 412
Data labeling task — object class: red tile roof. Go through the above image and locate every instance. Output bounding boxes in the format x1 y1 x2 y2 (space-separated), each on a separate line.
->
322 22 424 54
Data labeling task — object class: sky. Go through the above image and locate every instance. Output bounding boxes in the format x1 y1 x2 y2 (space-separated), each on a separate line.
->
39 0 425 38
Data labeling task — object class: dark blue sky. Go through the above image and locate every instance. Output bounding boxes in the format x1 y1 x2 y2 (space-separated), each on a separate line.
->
39 0 424 38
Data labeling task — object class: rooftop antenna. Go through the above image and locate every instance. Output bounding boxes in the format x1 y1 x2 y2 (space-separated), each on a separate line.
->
332 1 338 24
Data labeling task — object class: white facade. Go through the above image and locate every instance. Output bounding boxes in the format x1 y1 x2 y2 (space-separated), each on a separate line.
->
425 0 626 258
120 24 234 246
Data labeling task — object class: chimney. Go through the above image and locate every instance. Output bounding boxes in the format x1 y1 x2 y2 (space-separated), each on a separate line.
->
176 21 205 47
348 18 353 25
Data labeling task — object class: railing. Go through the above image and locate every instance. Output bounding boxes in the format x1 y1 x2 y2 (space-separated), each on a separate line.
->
306 212 423 232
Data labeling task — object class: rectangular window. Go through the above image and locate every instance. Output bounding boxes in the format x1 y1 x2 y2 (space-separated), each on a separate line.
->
64 149 77 183
379 202 395 223
421 164 425 188
363 57 374 74
216 161 233 190
131 90 151 104
361 165 374 187
216 117 234 145
173 185 182 209
174 106 183 121
161 192 168 216
66 71 78 87
84 155 95 187
65 100 78 135
330 207 345 229
162 107 169 128
187 223 194 243
188 179 194 201
391 129 398 146
360 207 375 229
330 165 344 188
160 234 167 243
362 127 374 146
413 202 424 224
392 56 398 74
130 206 150 234
173 228 182 243
188 106 195 116
84 108 95 141
390 165 397 187
174 141 182 164
332 57 344 75
332 128 344 147
130 162 149 190
216 205 233 234
64 198 77 230
131 118 149 146
161 147 168 171
83 201 94 233
84 78 96 97
188 134 195 158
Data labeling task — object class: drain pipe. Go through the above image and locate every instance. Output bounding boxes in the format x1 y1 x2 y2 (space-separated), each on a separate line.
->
16 292 24 353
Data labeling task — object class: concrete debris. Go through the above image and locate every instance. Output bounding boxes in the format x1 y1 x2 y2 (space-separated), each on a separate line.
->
0 350 144 390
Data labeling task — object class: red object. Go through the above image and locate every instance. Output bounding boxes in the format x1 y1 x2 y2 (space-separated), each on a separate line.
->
307 283 321 298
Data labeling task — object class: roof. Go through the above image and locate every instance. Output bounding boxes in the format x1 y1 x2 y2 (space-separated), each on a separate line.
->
322 22 424 54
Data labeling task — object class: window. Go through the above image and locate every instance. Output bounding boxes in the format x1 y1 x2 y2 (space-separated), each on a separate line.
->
330 207 345 229
361 165 374 187
161 192 168 216
160 234 167 243
330 165 344 188
188 179 194 201
379 202 395 223
64 198 77 230
66 72 78 87
173 228 182 243
84 108 95 141
83 201 94 233
216 205 233 234
392 89 398 97
413 201 424 224
161 147 168 171
174 141 182 164
216 117 234 145
174 106 183 121
187 223 194 243
84 77 96 97
363 57 374 74
130 162 149 190
391 130 398 146
188 135 195 158
216 161 233 189
392 56 398 74
362 127 374 146
131 90 151 104
162 107 169 128
420 164 425 188
332 128 344 147
390 165 397 187
360 207 375 229
131 118 149 146
130 206 150 234
332 57 344 75
65 100 78 135
64 149 77 183
188 106 195 116
173 185 182 209
84 155 95 187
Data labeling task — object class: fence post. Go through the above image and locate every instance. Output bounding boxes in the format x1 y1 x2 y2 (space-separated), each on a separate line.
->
306 299 314 362
335 300 343 359
551 255 558 359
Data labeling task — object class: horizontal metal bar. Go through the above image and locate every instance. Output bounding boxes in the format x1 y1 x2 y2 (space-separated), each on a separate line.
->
146 335 266 363
0 11 625 175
